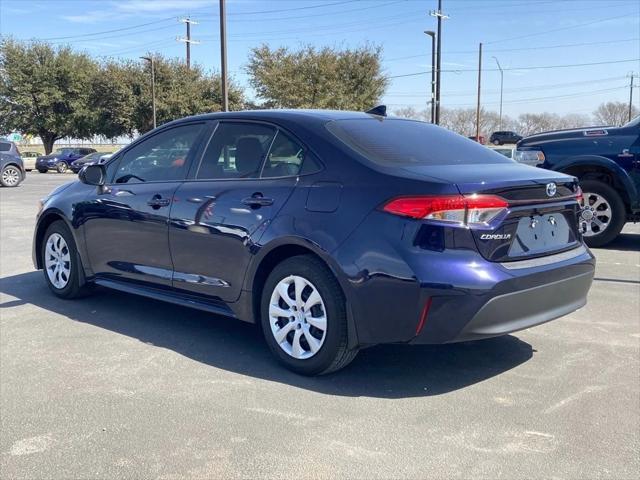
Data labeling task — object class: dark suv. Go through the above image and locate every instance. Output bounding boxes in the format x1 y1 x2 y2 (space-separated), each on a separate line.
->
515 116 640 247
0 139 25 187
36 147 97 173
490 131 522 145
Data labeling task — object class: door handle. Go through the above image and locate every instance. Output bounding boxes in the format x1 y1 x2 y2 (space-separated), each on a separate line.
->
147 195 171 209
242 193 274 208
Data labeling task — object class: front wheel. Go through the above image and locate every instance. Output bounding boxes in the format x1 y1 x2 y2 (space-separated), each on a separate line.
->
56 162 68 174
1 165 22 187
260 255 358 375
578 179 626 248
42 221 91 298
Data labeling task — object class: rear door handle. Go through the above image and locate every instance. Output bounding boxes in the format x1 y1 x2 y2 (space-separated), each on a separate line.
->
242 193 273 207
147 195 171 209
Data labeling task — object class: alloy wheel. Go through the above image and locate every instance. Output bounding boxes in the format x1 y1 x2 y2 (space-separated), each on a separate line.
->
45 233 71 289
1 166 21 186
268 275 327 360
580 191 612 237
57 162 68 173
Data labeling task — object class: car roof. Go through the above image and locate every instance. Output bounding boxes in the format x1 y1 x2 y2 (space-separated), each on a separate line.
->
167 109 393 127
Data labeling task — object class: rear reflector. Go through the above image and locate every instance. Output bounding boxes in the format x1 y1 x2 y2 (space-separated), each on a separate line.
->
415 297 433 335
382 194 509 227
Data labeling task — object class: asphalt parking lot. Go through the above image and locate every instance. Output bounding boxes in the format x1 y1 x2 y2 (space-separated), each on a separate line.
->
1 173 639 479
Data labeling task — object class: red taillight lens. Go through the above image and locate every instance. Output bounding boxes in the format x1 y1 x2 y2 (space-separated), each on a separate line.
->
382 194 509 227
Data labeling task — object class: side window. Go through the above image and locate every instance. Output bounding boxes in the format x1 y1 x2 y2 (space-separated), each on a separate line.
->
111 124 203 184
261 131 305 178
197 122 276 180
0 142 11 152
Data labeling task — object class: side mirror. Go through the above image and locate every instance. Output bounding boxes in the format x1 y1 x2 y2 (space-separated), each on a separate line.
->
79 164 106 186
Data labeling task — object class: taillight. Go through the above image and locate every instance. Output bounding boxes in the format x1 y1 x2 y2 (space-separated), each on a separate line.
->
575 186 584 205
382 194 509 228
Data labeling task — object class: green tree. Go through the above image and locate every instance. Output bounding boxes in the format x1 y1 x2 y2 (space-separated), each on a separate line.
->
246 44 388 110
0 39 97 153
133 57 245 134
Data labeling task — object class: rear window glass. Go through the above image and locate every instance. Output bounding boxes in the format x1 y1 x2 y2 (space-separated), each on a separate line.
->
326 118 513 166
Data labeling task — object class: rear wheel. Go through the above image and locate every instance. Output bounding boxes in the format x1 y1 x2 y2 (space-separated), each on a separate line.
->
1 165 22 187
260 255 358 375
56 162 68 174
578 179 626 248
492 139 501 145
37 168 47 173
42 221 91 299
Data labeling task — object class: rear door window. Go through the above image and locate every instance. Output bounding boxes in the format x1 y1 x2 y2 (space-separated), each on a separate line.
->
197 122 276 180
327 118 513 166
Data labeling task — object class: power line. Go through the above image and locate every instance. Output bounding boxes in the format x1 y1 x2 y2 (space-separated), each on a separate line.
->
384 38 640 62
387 76 628 97
13 17 177 41
388 59 640 79
485 12 637 44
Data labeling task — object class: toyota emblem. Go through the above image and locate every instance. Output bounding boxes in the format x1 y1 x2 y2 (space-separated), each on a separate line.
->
546 182 557 197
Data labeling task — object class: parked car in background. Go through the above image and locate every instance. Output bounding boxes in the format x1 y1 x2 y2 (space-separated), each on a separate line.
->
70 151 114 173
0 140 25 187
36 147 97 173
515 116 640 247
21 151 40 171
490 131 523 145
33 109 594 375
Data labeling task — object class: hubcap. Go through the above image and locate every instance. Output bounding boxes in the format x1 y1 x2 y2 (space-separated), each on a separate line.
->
580 192 612 237
2 167 20 186
45 233 71 289
269 275 327 360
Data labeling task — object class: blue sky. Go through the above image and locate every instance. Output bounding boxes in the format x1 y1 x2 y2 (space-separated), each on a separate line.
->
1 0 639 117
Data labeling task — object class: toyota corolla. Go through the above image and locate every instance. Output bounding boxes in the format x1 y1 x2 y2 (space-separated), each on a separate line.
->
33 109 595 375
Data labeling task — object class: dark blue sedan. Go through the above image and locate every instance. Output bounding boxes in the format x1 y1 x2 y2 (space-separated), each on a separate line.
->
32 109 595 375
36 147 96 173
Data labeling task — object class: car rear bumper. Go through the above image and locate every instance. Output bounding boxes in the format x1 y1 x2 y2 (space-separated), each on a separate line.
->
414 269 593 343
407 246 595 344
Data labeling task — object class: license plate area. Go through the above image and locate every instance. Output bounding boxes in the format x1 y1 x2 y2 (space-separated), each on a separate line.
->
509 213 572 257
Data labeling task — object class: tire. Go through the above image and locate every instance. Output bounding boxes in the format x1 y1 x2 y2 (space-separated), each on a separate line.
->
578 179 626 248
37 168 47 174
56 162 68 174
0 164 22 187
492 139 501 145
41 221 91 299
260 255 358 375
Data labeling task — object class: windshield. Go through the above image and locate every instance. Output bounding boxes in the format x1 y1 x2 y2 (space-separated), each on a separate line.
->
326 118 514 167
55 148 75 154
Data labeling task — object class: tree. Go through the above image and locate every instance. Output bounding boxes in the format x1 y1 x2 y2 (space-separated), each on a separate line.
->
246 44 388 110
593 101 638 126
0 39 98 153
132 57 245 134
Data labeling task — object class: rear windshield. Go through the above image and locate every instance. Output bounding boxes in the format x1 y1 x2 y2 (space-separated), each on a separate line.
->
326 118 513 166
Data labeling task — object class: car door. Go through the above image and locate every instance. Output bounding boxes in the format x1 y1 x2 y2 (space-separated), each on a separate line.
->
81 122 207 287
168 121 307 302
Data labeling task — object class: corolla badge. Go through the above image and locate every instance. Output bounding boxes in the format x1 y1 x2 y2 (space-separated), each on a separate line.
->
545 182 557 197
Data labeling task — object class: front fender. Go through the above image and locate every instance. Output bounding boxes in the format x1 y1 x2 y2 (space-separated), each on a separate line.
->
551 155 638 209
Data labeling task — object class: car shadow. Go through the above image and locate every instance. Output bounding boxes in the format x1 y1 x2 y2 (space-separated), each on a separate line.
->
601 232 640 252
0 271 534 399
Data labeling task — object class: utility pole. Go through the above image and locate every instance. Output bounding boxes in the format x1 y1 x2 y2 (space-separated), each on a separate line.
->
475 43 482 142
628 72 636 122
178 18 200 69
430 0 448 125
219 0 229 111
492 56 503 130
140 56 157 129
424 31 436 123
